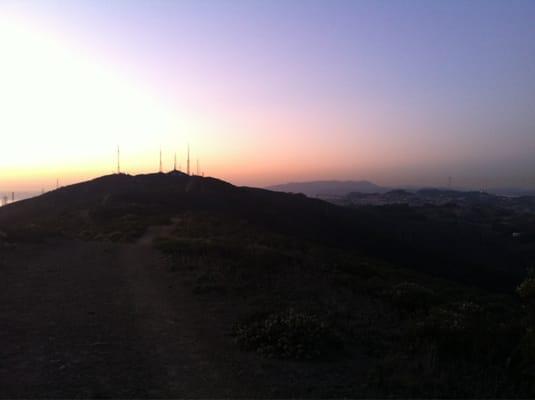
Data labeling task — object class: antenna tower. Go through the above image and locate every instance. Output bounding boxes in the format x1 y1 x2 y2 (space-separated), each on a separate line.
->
187 144 190 175
117 146 120 174
159 147 163 173
173 152 177 171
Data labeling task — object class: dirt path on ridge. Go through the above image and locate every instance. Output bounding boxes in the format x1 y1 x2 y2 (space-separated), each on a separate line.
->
0 226 262 398
0 224 366 398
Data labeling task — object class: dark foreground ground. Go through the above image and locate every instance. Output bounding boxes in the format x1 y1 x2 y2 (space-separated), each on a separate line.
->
0 230 371 398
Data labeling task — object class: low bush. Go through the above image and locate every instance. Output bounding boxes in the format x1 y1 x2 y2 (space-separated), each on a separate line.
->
410 301 489 360
420 302 482 335
509 329 535 378
391 281 437 312
234 308 341 360
517 269 535 302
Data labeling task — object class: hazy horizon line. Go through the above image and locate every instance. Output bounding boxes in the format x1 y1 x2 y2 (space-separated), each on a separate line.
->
1 172 534 195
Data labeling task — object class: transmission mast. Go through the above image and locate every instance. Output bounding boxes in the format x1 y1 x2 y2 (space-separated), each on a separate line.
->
187 144 190 175
159 147 163 173
117 146 120 174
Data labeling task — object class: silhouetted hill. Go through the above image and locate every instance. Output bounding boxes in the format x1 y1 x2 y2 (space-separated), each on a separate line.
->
0 172 353 246
267 180 389 197
1 172 531 292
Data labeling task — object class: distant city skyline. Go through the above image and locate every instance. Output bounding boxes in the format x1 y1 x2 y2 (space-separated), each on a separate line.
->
1 1 534 191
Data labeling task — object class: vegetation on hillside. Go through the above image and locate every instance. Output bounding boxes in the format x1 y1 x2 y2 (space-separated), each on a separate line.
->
155 212 534 397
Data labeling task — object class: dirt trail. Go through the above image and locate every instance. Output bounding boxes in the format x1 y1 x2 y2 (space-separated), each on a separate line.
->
0 226 363 398
136 222 176 246
0 227 260 398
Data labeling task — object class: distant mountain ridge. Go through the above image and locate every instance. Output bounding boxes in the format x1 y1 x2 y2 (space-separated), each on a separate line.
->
339 187 535 211
487 187 535 197
266 180 389 197
267 180 535 199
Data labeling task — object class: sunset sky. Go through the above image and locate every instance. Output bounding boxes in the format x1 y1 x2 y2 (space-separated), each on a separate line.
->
1 0 534 191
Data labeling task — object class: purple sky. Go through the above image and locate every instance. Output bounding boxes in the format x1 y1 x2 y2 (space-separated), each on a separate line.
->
1 0 534 189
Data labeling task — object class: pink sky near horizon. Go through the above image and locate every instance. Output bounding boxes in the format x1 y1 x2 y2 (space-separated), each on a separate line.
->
1 1 534 192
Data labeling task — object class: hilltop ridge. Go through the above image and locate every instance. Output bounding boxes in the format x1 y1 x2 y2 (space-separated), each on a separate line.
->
0 172 349 246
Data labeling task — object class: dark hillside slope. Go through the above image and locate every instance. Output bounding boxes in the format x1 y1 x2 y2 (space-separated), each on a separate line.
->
0 172 352 244
0 173 526 291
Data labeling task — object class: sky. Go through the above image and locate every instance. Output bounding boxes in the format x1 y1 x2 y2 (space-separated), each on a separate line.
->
0 0 534 191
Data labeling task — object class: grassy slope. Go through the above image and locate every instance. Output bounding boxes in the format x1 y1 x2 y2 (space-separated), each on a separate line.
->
154 212 531 397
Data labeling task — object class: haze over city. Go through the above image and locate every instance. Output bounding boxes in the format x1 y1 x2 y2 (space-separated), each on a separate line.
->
1 0 534 191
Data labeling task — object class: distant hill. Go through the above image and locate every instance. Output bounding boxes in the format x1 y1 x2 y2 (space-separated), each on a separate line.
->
339 187 535 211
266 181 535 199
488 187 535 197
266 180 389 197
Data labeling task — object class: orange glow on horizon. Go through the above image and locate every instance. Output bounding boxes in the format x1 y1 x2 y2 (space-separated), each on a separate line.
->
2 7 534 193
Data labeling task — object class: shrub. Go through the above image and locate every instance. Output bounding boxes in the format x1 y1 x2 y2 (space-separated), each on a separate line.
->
411 301 486 358
391 282 437 312
422 302 482 335
517 269 535 301
234 309 341 360
508 328 535 389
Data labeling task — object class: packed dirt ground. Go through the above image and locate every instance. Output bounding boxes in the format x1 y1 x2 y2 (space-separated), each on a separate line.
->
0 228 370 398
